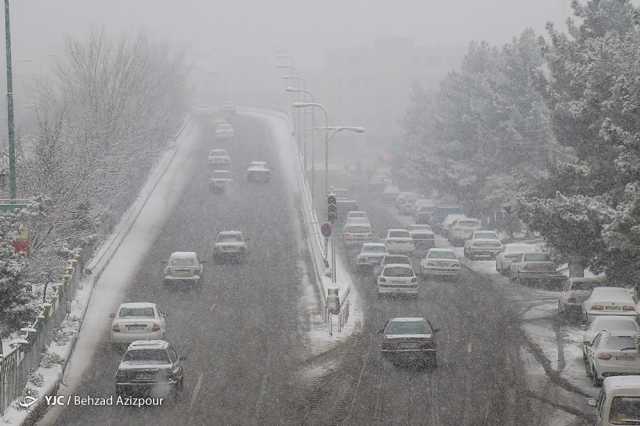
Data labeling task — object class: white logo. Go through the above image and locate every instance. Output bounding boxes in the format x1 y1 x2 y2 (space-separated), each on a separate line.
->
18 396 37 409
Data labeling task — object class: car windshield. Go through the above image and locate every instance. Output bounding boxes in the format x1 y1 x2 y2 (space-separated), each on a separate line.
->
118 307 154 318
602 336 637 350
524 253 550 262
572 281 602 291
218 234 242 242
475 231 498 239
384 256 410 265
213 171 231 178
429 251 456 260
609 396 640 424
383 266 413 277
386 320 429 335
389 230 410 238
592 318 637 333
411 232 433 239
363 245 385 253
169 257 196 266
123 349 169 363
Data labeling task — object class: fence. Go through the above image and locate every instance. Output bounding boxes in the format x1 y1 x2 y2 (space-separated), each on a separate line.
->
0 247 85 415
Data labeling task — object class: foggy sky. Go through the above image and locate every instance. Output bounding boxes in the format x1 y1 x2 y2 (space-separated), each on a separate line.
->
12 0 571 68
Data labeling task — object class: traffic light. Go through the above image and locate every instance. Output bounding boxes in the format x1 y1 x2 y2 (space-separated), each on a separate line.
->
328 193 337 223
327 288 340 315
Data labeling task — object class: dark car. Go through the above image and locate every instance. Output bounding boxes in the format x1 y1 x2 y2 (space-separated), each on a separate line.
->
380 317 439 367
115 340 185 399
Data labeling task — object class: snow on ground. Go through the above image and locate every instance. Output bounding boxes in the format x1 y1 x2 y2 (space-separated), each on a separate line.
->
523 322 560 371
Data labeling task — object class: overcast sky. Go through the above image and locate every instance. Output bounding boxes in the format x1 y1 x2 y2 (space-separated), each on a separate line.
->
11 0 572 68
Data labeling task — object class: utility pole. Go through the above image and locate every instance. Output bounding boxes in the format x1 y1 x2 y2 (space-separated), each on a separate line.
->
4 0 16 200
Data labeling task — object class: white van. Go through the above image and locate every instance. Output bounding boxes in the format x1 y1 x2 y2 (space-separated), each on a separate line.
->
590 375 640 425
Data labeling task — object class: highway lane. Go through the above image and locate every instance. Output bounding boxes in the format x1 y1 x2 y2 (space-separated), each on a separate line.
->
297 184 536 425
50 115 310 425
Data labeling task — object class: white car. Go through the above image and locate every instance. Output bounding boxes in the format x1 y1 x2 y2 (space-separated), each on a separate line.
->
355 243 387 270
583 287 638 322
448 217 482 246
589 376 640 426
342 222 374 248
208 154 231 169
463 230 503 260
209 169 233 192
213 231 248 262
163 251 204 287
384 229 415 255
583 316 640 362
420 248 461 279
496 243 539 274
585 330 640 387
111 302 166 347
373 254 412 279
377 264 418 297
558 277 607 318
247 161 271 182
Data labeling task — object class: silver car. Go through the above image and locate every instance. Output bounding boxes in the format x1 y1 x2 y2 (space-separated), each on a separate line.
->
379 317 439 367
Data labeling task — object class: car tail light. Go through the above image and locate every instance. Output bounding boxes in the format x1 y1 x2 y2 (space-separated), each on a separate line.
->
112 323 121 332
598 352 612 360
623 306 635 311
379 277 386 283
151 323 161 332
568 297 577 303
592 305 604 310
411 277 417 283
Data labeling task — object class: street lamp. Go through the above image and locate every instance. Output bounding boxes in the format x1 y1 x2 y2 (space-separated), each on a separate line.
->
286 86 316 202
293 102 365 209
282 75 307 158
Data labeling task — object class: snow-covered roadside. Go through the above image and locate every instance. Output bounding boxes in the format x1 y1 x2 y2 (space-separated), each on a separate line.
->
384 205 594 424
240 108 363 359
2 117 198 426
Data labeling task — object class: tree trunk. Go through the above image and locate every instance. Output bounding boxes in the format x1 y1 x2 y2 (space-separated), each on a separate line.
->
569 256 585 278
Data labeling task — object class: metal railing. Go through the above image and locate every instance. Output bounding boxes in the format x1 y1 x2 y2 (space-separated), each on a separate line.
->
0 248 85 415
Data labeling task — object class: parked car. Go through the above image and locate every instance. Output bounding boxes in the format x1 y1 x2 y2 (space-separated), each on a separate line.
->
163 252 203 287
585 330 640 387
377 264 419 297
582 316 640 362
420 248 461 279
463 230 503 260
379 317 439 367
410 229 435 256
588 376 640 425
245 161 271 183
559 276 608 318
356 242 387 271
213 231 248 262
209 169 233 192
583 287 638 322
448 217 482 246
509 252 565 288
373 254 412 279
111 303 166 348
431 205 464 233
496 243 539 275
384 229 415 255
115 340 184 398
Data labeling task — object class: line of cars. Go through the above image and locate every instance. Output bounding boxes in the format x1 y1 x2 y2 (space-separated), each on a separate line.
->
110 114 257 400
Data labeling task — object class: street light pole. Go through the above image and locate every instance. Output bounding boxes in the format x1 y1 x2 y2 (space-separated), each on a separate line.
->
286 87 316 203
4 0 16 199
